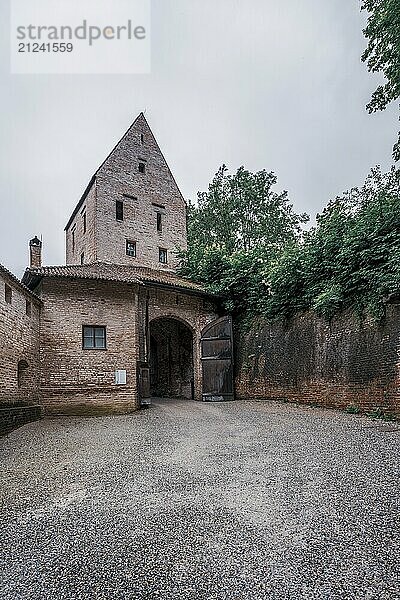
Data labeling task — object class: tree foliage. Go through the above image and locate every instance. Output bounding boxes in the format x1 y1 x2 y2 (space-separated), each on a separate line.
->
361 0 400 160
179 165 400 321
178 166 308 315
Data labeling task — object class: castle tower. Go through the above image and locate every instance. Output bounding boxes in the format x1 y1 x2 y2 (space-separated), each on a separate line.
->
65 113 187 271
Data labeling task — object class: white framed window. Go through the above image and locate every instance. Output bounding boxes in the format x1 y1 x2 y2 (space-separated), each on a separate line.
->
159 247 168 264
126 240 137 257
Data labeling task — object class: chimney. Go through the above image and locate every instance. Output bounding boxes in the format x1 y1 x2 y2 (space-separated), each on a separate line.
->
29 236 42 269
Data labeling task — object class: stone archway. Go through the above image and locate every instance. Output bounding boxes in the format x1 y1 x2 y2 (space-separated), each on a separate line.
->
149 317 194 399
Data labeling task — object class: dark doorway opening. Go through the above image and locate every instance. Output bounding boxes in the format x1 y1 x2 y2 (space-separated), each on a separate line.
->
149 317 194 399
17 360 29 389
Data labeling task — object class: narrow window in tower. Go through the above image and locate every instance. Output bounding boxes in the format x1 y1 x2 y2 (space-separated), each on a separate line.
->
26 300 32 317
116 200 124 221
157 212 162 232
159 248 168 264
126 240 137 258
5 284 12 304
82 212 87 234
80 253 85 265
72 226 76 253
139 162 145 174
140 133 144 144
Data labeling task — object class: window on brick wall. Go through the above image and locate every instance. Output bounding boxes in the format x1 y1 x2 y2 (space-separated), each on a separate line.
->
116 200 124 221
82 212 87 234
159 248 168 264
139 162 146 174
5 284 12 304
80 253 85 265
26 300 32 316
83 326 106 349
126 240 137 258
156 212 162 232
140 133 144 144
72 226 76 253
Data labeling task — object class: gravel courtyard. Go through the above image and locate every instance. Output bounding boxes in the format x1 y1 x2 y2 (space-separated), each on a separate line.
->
1 399 399 600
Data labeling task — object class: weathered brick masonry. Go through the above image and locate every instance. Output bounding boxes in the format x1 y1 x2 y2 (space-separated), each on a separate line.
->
0 264 41 433
65 113 187 271
235 306 400 415
39 277 139 415
0 264 41 407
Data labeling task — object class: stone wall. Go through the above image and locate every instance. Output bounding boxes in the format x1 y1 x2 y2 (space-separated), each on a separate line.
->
39 277 139 415
0 266 41 407
0 405 41 436
235 306 400 415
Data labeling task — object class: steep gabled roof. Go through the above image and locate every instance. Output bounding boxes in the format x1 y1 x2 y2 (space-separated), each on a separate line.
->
22 262 212 297
0 262 42 303
65 112 186 231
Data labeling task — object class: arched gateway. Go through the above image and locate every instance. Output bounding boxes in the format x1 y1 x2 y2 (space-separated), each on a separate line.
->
149 317 194 399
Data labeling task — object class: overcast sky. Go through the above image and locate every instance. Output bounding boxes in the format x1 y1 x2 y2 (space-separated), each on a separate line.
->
0 0 397 277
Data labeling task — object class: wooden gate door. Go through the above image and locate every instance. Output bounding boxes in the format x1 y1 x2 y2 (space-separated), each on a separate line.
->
201 316 234 402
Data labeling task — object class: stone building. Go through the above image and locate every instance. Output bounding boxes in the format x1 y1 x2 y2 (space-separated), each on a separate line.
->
0 113 234 418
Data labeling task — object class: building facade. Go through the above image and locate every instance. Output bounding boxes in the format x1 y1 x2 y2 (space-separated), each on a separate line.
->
0 113 233 417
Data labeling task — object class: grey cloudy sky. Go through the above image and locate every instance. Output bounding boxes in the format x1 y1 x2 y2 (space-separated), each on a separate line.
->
0 0 397 277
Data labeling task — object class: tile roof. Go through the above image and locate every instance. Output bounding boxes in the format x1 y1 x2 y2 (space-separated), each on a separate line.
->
0 263 42 302
22 262 210 296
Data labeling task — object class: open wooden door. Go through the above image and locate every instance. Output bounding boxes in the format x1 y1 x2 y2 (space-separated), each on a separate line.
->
201 316 234 402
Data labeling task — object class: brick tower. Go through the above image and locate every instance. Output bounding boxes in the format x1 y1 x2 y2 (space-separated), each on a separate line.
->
65 113 187 271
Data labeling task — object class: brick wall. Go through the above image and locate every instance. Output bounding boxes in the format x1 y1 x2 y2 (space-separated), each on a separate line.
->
0 268 40 407
0 405 41 436
65 182 97 265
66 114 187 271
39 278 139 415
235 306 400 415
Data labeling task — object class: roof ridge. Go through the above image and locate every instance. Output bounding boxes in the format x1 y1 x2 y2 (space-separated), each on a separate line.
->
22 261 209 295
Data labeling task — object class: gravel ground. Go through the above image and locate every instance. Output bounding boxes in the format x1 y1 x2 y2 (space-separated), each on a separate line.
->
1 398 400 600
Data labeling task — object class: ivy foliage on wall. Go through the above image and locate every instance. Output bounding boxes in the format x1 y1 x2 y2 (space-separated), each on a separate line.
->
178 165 400 321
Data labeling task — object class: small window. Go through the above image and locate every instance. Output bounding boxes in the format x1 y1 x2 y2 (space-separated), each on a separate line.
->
139 162 146 174
140 133 144 144
83 326 106 349
116 200 124 221
159 248 168 264
72 227 76 253
80 253 85 265
126 240 137 258
5 284 12 304
26 300 32 316
156 212 162 233
83 212 87 234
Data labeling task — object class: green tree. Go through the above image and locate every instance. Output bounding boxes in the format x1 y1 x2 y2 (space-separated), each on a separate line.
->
178 166 308 316
181 164 399 322
266 166 400 320
361 0 400 160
